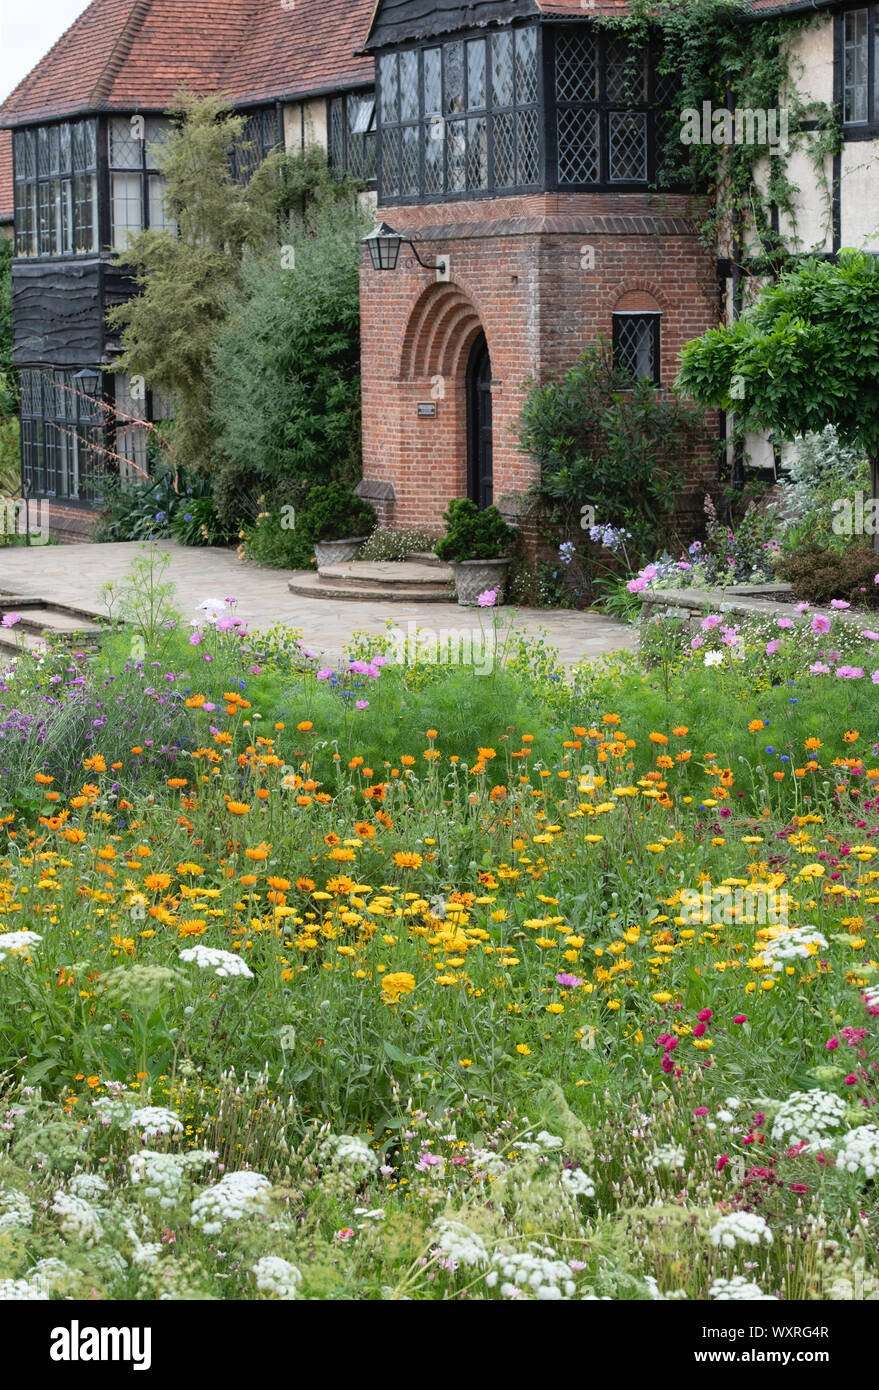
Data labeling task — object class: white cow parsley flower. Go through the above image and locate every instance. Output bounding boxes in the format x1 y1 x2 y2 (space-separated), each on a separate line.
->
770 1089 848 1147
0 931 42 957
124 1106 185 1139
190 1170 272 1234
0 1188 33 1230
560 1167 596 1198
709 1212 773 1249
67 1173 110 1202
646 1143 686 1171
252 1256 303 1299
432 1219 489 1268
179 945 254 979
128 1148 218 1208
836 1125 879 1180
760 926 828 971
51 1191 103 1247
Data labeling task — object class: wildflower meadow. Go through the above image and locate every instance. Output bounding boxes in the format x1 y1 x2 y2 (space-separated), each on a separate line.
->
1 558 878 1313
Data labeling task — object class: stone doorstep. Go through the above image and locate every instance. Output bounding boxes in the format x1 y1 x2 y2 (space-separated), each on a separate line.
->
0 594 107 653
288 573 452 603
318 559 454 585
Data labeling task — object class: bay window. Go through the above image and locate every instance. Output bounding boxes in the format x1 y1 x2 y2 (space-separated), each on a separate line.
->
378 26 541 201
13 119 98 257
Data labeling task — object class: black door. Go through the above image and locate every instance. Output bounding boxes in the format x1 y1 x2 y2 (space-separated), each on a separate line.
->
466 332 493 509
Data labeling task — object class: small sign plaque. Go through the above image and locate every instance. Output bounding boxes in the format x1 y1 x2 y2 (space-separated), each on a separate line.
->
417 402 437 418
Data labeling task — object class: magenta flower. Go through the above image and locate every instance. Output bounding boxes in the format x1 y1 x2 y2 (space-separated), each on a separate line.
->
830 599 850 610
477 587 499 607
697 1008 712 1022
556 972 583 988
826 1037 839 1050
811 614 831 633
716 1154 730 1171
765 640 779 656
189 629 203 646
356 699 369 710
733 1014 747 1024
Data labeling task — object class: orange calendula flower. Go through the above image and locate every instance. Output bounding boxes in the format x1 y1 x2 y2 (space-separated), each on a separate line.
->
226 801 250 815
672 726 688 736
381 971 416 1003
297 721 313 732
296 877 315 892
245 842 271 861
393 851 423 870
748 720 764 732
649 732 669 745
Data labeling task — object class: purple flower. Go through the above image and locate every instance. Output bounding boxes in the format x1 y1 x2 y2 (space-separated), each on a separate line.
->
189 629 203 646
356 699 369 710
556 972 583 988
1 613 20 628
830 599 850 610
477 587 499 607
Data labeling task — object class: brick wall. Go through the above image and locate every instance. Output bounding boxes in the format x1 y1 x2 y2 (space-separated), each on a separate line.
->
360 190 721 536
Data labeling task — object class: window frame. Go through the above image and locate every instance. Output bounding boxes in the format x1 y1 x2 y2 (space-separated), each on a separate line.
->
12 119 99 259
231 106 283 184
612 311 662 386
376 22 543 205
328 89 378 186
838 5 879 133
19 365 106 502
551 25 685 192
108 115 176 253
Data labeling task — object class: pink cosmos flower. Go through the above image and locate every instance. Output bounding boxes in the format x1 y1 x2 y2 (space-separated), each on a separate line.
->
477 587 499 607
794 602 810 612
701 615 722 631
189 629 203 646
811 614 831 633
830 599 850 610
777 617 793 629
356 699 369 710
765 640 779 656
1 613 20 627
809 662 830 675
556 972 583 988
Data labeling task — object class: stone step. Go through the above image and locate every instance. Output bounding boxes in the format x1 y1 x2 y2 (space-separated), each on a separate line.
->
288 572 452 603
0 625 51 654
10 606 103 636
317 559 453 588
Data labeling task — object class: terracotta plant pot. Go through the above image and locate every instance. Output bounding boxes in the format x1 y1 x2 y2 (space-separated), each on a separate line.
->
314 536 370 567
451 557 511 606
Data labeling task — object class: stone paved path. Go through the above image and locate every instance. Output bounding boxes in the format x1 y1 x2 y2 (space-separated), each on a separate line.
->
0 540 636 666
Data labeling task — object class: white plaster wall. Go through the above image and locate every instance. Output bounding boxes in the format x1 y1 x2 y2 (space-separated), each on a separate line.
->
840 141 879 250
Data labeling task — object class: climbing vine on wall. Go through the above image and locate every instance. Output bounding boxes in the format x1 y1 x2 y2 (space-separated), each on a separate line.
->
605 0 841 274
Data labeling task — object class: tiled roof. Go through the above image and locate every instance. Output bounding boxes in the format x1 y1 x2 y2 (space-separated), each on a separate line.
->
0 0 835 132
0 130 12 223
0 0 374 128
228 0 374 105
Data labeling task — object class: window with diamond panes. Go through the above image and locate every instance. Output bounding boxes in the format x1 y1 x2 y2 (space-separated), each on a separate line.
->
231 108 281 184
19 366 106 500
329 91 377 184
555 28 679 188
377 26 540 202
13 119 97 257
109 116 176 250
613 313 661 385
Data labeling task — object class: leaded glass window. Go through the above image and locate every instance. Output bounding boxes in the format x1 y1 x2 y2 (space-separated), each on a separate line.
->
19 366 106 500
377 26 540 201
556 27 677 187
109 115 176 251
328 91 377 184
613 313 661 385
845 8 870 122
13 119 97 257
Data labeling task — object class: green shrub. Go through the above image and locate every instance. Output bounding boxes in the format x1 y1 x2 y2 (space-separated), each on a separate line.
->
517 339 708 552
0 416 19 496
302 481 375 543
434 498 514 563
774 542 879 607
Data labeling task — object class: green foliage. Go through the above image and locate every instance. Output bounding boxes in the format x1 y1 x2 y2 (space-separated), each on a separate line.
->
609 0 840 264
434 498 515 563
0 417 19 496
304 481 375 543
678 250 879 552
107 95 283 474
210 192 367 493
518 342 707 552
96 465 232 545
774 543 879 608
